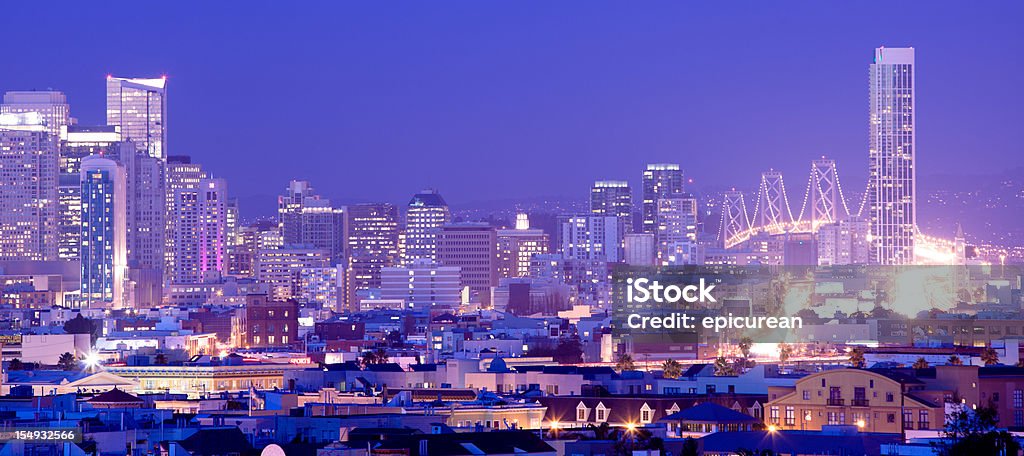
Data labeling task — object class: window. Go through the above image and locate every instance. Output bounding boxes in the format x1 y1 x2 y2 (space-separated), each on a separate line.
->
887 413 896 424
918 410 929 430
803 390 810 400
1014 390 1023 409
827 412 839 425
903 410 913 430
1016 410 1023 427
785 406 795 426
770 406 780 424
886 392 895 402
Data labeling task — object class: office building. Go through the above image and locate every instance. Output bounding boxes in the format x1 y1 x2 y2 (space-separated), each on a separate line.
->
655 197 698 265
346 203 400 291
79 155 127 308
106 76 168 160
624 233 656 266
437 223 498 294
58 125 124 260
403 189 451 265
1 91 71 138
0 113 58 261
497 214 549 279
167 164 227 284
641 164 684 234
381 259 461 311
591 180 632 234
255 246 328 300
868 47 916 265
560 216 621 263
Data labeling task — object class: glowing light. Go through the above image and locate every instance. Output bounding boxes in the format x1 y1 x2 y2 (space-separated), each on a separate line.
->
855 419 865 428
767 424 777 432
625 422 637 432
549 420 560 430
83 352 101 369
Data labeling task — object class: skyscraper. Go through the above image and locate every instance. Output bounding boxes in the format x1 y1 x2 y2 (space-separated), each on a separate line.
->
655 197 700 265
166 156 226 283
868 47 916 265
496 214 549 279
0 113 58 261
591 180 633 234
642 164 685 234
403 189 451 265
106 76 167 160
165 155 206 279
346 203 400 292
58 125 124 260
278 180 319 245
277 181 346 263
560 215 621 262
1 91 71 138
437 223 498 296
79 155 127 308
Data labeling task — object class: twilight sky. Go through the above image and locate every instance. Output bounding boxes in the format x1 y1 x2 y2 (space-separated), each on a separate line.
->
4 2 1023 214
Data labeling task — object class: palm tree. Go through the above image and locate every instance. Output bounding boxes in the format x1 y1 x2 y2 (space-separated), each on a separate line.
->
57 352 77 371
360 350 379 367
848 347 866 368
738 337 754 359
912 357 929 369
713 356 736 376
662 359 683 379
373 348 389 364
981 348 999 366
7 358 23 371
948 355 964 366
778 343 792 366
154 353 168 365
615 353 636 372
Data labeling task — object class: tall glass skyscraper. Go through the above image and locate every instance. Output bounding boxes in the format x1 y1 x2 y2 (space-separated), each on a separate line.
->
79 155 127 308
106 76 167 161
868 47 916 265
1 91 70 138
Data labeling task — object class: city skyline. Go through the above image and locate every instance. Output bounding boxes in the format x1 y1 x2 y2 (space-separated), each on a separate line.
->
1 2 1021 207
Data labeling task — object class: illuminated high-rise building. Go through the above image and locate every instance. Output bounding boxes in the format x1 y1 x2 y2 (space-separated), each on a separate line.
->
346 203 400 292
655 197 698 265
278 181 345 263
403 189 451 265
497 214 549 278
166 156 226 283
1 91 71 138
868 47 916 265
591 180 632 232
642 164 684 234
58 125 123 260
437 223 498 293
278 180 319 244
560 215 621 263
106 76 167 160
0 113 58 261
79 155 127 308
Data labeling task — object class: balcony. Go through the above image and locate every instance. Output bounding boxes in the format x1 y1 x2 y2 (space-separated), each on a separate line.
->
826 398 845 406
851 398 870 407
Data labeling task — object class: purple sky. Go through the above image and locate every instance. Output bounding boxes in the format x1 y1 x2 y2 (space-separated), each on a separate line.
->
4 2 1023 213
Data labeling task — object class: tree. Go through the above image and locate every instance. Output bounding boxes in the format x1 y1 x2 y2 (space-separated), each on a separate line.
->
63 314 100 344
360 350 378 367
981 348 999 366
848 347 866 368
662 359 683 379
553 337 584 364
778 343 793 365
948 355 964 366
58 352 77 371
912 357 929 369
713 356 736 376
373 347 389 365
738 337 753 359
615 353 636 372
737 449 777 456
154 353 168 365
933 404 1019 456
7 358 23 371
